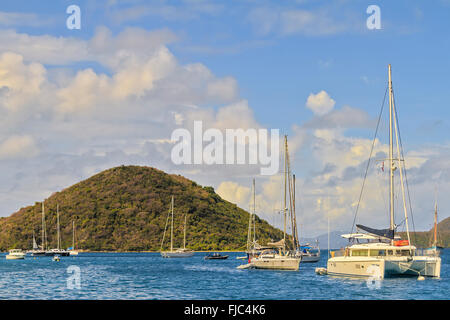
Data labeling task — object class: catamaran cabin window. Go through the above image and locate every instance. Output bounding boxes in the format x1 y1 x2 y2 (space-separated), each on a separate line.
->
351 249 368 256
387 250 393 255
400 250 412 256
369 250 386 256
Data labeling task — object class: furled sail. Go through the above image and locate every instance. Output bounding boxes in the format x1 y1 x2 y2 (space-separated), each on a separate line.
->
356 224 394 239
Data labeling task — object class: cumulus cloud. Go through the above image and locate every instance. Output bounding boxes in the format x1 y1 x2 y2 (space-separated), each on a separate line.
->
305 90 335 115
0 52 47 110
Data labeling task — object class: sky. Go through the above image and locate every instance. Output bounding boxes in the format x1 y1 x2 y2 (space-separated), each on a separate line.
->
0 0 449 239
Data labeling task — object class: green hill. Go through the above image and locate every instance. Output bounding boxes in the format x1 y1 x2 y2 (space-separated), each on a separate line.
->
0 166 283 252
399 216 450 248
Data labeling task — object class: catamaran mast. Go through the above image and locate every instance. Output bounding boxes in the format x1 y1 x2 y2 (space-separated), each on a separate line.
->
388 64 395 236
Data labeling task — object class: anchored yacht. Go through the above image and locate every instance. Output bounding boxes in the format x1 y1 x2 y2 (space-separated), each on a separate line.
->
326 65 441 279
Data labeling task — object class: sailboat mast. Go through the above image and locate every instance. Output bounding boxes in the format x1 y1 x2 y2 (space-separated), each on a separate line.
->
434 201 438 247
388 64 395 235
73 220 75 249
293 174 298 248
41 202 46 251
283 135 287 253
253 178 256 244
170 196 174 252
57 204 61 250
184 214 187 250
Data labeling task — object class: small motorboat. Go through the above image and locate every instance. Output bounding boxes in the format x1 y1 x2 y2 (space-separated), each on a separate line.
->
204 253 229 260
6 249 25 260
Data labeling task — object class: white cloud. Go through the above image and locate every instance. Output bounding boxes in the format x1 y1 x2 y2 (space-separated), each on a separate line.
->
0 135 39 160
305 90 335 115
217 181 251 210
0 52 47 110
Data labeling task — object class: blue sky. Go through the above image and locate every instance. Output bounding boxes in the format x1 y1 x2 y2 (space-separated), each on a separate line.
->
0 0 449 237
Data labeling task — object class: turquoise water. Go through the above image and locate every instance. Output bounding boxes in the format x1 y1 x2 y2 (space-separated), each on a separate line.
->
0 250 448 299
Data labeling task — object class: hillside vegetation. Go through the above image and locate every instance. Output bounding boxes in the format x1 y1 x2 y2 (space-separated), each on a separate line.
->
399 216 450 248
0 166 283 251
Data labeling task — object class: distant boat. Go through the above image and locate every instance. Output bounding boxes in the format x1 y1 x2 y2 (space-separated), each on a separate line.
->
69 221 79 256
296 242 321 263
31 202 47 257
160 196 194 258
45 204 70 257
423 199 444 256
204 253 229 260
6 249 25 260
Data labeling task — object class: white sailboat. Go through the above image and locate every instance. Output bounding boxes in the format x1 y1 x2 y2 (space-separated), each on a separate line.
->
239 136 301 271
46 204 70 256
69 221 79 256
423 199 443 256
160 196 194 258
327 65 441 279
31 202 47 256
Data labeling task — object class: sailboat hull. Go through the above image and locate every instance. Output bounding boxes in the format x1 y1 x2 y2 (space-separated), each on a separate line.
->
250 256 300 271
161 251 194 258
300 253 320 263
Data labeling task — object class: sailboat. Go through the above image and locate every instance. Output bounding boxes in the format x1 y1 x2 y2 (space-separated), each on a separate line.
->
160 196 194 258
69 221 79 256
31 202 47 256
239 136 301 270
45 204 70 256
327 65 441 279
423 200 443 256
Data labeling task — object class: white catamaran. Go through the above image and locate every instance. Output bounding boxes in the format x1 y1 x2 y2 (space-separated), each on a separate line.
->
327 65 441 279
160 196 194 258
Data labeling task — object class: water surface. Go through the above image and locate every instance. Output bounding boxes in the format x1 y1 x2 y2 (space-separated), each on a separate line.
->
0 250 448 299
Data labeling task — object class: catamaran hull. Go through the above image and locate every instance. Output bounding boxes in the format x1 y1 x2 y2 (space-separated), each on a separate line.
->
250 258 300 271
161 252 194 258
327 256 441 278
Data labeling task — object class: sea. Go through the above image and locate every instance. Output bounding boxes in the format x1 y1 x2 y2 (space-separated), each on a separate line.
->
0 250 448 300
